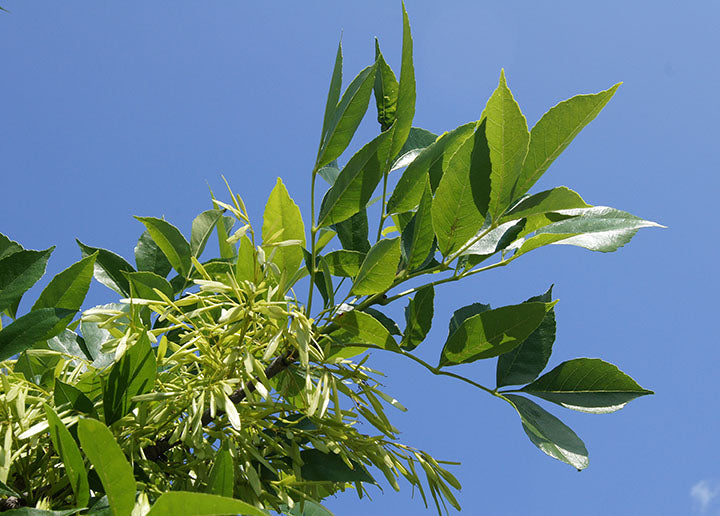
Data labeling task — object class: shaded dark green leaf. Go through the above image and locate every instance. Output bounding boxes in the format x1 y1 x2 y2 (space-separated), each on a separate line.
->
44 405 90 507
503 394 588 470
0 233 23 260
401 181 434 271
54 379 97 417
77 240 135 297
520 358 653 413
391 127 438 172
501 187 590 224
190 209 223 259
496 286 555 387
48 330 92 362
300 449 374 483
401 285 434 351
134 230 172 278
134 217 191 278
332 209 371 253
0 247 54 314
103 332 156 425
0 308 75 362
320 41 343 150
126 271 174 301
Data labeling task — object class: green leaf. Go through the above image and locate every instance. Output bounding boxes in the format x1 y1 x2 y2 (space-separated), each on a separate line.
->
126 271 174 301
282 500 334 516
44 405 90 507
1 509 83 515
501 187 590 223
496 287 556 388
388 3 416 160
323 250 365 277
520 358 653 413
401 285 434 351
361 307 401 336
318 160 340 185
0 247 54 314
32 253 96 337
77 418 136 516
401 181 434 271
80 309 124 369
216 214 237 260
391 127 438 172
458 219 525 261
351 237 400 296
0 308 75 362
432 120 492 255
317 129 393 228
146 492 268 516
77 240 135 297
262 178 306 287
134 230 172 278
0 479 19 497
515 83 621 197
206 448 234 497
190 209 224 259
103 332 156 425
373 39 399 131
483 70 530 221
447 302 491 338
48 329 93 362
134 217 191 278
387 121 476 215
320 41 343 150
519 206 663 254
327 309 398 358
503 394 588 471
0 233 23 260
439 302 553 366
317 62 378 169
332 209 371 253
235 235 257 283
300 449 373 483
54 379 97 416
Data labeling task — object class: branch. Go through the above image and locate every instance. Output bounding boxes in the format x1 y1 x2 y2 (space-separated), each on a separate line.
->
142 351 295 462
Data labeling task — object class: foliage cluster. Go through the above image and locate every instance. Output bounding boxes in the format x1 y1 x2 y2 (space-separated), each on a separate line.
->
0 6 659 516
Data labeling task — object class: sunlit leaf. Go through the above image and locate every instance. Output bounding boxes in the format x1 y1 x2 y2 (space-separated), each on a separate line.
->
0 308 75 362
483 70 529 221
146 492 268 516
520 358 653 413
134 230 172 278
190 209 224 259
439 302 553 366
401 285 434 351
401 181 434 271
206 448 234 497
77 418 136 516
514 83 621 197
351 237 400 296
373 39 399 131
432 121 491 255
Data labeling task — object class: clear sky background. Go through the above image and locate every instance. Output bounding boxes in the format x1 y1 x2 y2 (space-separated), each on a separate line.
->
1 1 716 515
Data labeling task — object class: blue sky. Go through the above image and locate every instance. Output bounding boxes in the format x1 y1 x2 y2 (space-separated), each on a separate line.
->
1 1 717 514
